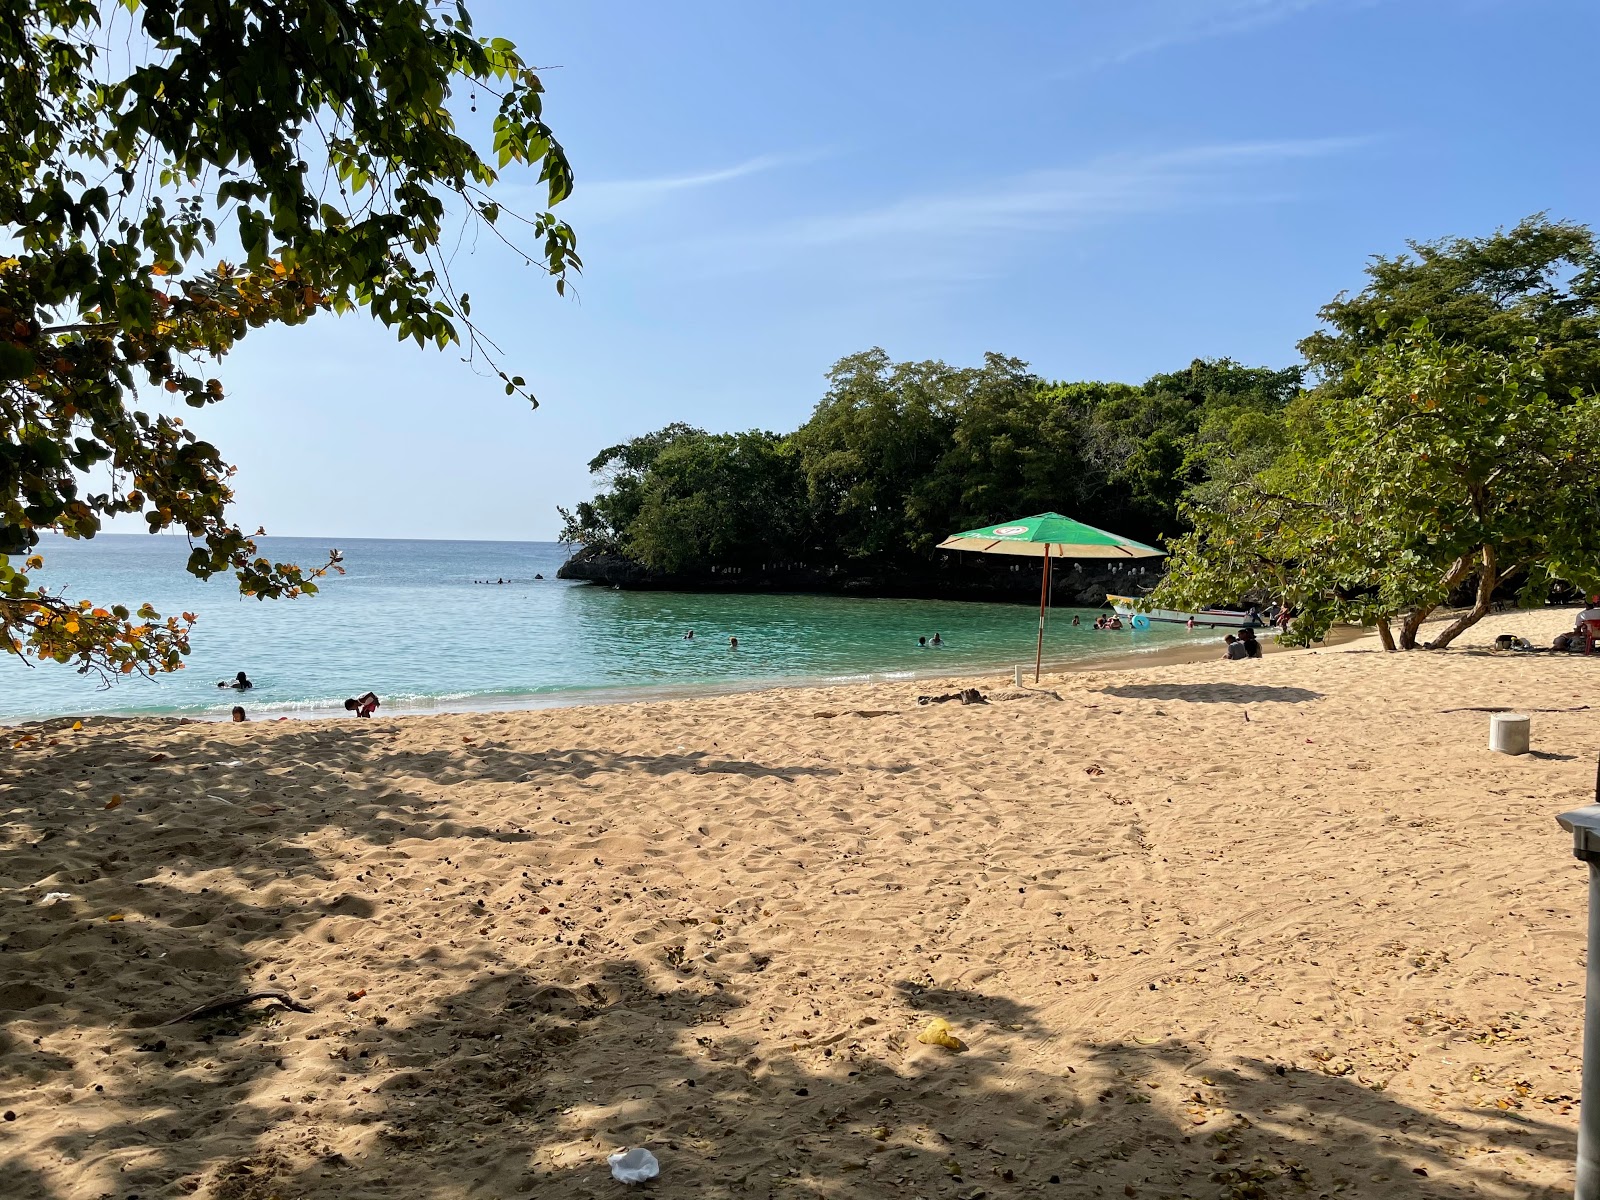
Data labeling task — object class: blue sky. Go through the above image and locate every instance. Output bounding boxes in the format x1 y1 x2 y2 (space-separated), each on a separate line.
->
182 0 1597 541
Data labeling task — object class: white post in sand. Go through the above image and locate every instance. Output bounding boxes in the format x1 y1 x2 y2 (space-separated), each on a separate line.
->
1555 757 1600 1200
1489 712 1531 755
1014 664 1024 688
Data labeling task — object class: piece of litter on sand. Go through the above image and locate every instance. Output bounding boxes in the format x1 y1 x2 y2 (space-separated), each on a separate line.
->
608 1147 660 1184
39 892 74 905
916 1017 966 1052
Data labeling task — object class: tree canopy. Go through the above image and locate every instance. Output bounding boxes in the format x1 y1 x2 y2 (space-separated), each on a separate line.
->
1159 326 1600 648
560 352 1298 579
2 0 576 678
1159 215 1600 647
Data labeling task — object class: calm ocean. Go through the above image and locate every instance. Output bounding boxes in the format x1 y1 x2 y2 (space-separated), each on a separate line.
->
1 535 1210 721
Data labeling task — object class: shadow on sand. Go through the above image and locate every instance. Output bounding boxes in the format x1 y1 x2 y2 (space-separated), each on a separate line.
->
1098 682 1324 705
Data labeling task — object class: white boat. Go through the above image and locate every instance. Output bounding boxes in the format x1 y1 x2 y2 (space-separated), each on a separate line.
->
1107 593 1264 629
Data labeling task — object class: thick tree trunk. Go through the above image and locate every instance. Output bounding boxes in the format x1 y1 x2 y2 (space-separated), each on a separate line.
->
1375 616 1396 651
1427 546 1498 649
1398 554 1475 649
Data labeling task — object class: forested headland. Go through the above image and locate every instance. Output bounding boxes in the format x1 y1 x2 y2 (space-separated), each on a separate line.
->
559 217 1600 645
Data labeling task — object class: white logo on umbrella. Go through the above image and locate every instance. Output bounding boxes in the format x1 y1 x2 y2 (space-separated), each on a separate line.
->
992 525 1030 536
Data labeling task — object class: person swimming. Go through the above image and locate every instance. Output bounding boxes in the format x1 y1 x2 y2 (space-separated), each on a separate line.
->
918 636 927 647
930 633 943 647
685 630 695 639
218 670 252 690
729 636 738 649
1071 615 1081 627
344 692 380 718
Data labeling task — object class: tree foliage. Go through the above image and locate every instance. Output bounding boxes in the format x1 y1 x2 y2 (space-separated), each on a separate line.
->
2 0 576 679
1159 215 1600 648
1300 214 1600 397
560 351 1297 578
1159 328 1600 648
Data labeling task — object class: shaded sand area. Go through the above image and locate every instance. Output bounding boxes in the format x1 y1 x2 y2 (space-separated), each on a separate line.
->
2 608 1596 1199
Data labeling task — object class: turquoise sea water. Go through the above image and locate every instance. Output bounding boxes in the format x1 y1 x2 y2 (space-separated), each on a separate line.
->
2 535 1213 721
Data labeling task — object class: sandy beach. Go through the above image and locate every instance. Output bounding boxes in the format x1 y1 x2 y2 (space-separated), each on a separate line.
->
2 607 1596 1199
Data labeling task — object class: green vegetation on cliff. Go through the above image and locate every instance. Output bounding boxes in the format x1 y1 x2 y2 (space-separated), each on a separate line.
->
559 352 1298 576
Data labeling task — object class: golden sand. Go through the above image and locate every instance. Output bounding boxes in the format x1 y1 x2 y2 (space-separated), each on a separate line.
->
2 607 1596 1199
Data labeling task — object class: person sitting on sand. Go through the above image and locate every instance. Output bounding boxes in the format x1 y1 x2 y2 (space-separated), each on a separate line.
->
1237 626 1262 658
218 670 252 690
931 633 943 647
344 692 380 718
1555 603 1600 651
231 705 246 722
1224 634 1248 661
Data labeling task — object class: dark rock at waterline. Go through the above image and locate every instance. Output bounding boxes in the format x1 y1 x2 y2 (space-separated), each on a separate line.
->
555 545 1162 607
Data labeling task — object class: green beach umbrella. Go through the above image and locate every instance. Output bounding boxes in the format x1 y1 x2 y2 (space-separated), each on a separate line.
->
937 513 1165 681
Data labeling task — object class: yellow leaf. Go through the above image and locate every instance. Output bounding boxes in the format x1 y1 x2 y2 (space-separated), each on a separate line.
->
105 794 123 810
106 914 125 922
72 721 83 731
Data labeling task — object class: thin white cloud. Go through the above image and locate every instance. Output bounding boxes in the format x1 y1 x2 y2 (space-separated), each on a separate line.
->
681 136 1370 272
572 152 815 220
1064 0 1381 78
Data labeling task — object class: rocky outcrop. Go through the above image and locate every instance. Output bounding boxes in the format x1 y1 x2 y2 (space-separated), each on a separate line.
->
555 545 1162 607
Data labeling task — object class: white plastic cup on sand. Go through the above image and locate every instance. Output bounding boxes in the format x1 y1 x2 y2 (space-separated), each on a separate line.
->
1014 664 1024 687
608 1147 660 1184
1488 712 1530 755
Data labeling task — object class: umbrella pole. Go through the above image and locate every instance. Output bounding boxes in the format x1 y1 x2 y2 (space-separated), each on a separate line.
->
1035 544 1050 683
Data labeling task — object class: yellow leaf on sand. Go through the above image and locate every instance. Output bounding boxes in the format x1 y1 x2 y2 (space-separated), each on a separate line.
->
105 795 123 810
72 721 83 731
106 914 125 922
916 1017 966 1052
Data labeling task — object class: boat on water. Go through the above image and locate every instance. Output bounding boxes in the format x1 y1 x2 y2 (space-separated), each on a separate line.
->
1106 593 1264 629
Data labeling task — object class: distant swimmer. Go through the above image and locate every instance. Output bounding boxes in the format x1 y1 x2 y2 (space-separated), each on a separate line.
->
534 573 544 580
231 705 246 722
685 630 695 639
497 577 505 584
1071 615 1081 627
218 670 253 690
344 692 381 718
728 636 738 649
931 633 943 647
918 636 927 647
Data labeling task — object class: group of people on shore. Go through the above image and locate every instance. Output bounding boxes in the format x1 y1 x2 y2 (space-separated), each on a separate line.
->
1223 627 1263 660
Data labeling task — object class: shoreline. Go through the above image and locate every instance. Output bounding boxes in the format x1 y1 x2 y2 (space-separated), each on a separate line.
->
1 623 1315 727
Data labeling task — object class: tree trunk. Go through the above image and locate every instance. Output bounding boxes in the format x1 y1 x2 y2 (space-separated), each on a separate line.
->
1427 546 1498 649
1375 616 1396 651
1399 554 1475 649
